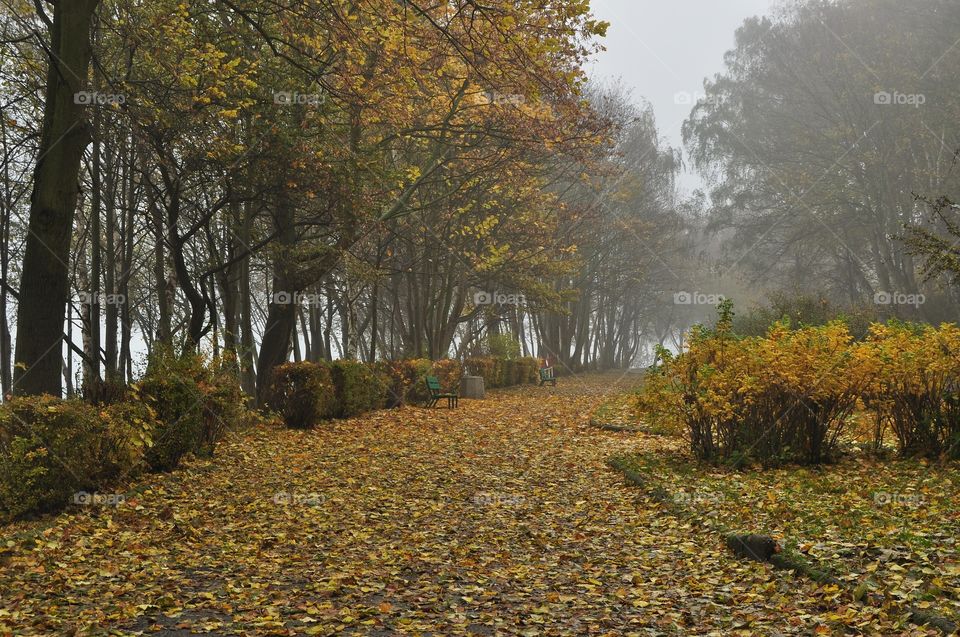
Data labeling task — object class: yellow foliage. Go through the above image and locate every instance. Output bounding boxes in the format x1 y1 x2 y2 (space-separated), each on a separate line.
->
637 318 960 464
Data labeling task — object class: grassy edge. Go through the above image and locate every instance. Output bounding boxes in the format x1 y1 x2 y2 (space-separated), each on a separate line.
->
607 455 958 635
588 418 648 434
588 397 669 435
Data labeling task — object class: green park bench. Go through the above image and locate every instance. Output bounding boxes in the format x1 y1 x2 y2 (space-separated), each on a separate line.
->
539 366 557 386
426 376 459 408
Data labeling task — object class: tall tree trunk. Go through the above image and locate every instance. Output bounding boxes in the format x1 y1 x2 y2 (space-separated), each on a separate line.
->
0 212 10 396
308 299 322 361
298 306 311 361
63 321 73 396
166 188 206 347
104 134 118 378
368 280 379 362
324 282 334 359
87 115 102 385
255 186 298 404
216 200 241 355
0 112 14 396
238 200 257 396
14 0 102 396
292 316 302 363
147 166 171 344
119 135 136 382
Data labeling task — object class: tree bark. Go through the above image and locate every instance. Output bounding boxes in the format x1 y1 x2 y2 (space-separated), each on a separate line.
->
255 185 298 404
87 114 102 385
14 0 102 396
0 109 15 396
119 135 136 382
237 200 257 396
104 133 118 378
146 164 171 344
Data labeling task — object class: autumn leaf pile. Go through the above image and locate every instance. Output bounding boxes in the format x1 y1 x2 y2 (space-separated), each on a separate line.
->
0 374 950 635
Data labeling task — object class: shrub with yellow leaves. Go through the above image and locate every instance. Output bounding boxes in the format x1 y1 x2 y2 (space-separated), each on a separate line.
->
638 301 869 466
855 322 960 459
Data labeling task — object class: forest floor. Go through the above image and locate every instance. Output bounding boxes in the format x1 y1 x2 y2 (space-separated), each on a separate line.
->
0 373 954 635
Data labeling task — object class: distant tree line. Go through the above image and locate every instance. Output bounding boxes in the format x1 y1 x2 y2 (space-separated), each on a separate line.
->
683 0 960 323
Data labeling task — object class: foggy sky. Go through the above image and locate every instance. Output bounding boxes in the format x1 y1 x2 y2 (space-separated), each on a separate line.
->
589 0 778 193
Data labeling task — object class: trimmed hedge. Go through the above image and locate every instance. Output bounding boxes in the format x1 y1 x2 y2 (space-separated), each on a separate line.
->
270 356 534 427
405 361 434 406
431 359 463 394
516 357 541 384
465 356 541 388
0 351 249 522
373 358 464 407
198 356 246 454
267 362 336 428
493 358 506 387
329 360 387 418
464 357 496 387
0 352 538 522
102 397 157 473
139 350 209 471
0 396 117 519
503 359 517 386
376 358 433 407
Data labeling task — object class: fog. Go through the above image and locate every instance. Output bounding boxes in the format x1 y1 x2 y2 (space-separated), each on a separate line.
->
590 0 777 193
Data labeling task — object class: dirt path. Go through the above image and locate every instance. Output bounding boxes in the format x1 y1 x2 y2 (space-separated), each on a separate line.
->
0 374 900 635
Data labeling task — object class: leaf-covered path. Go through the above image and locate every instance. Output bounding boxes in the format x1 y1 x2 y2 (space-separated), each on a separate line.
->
0 374 929 635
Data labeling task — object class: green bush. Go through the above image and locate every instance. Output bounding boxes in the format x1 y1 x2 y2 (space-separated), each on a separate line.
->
487 333 521 360
0 352 241 519
375 359 421 407
375 359 463 406
137 348 206 470
329 360 386 418
0 396 118 520
401 358 435 406
102 397 157 475
266 362 336 428
197 355 245 454
136 349 239 466
734 293 883 340
492 358 506 387
0 354 246 521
